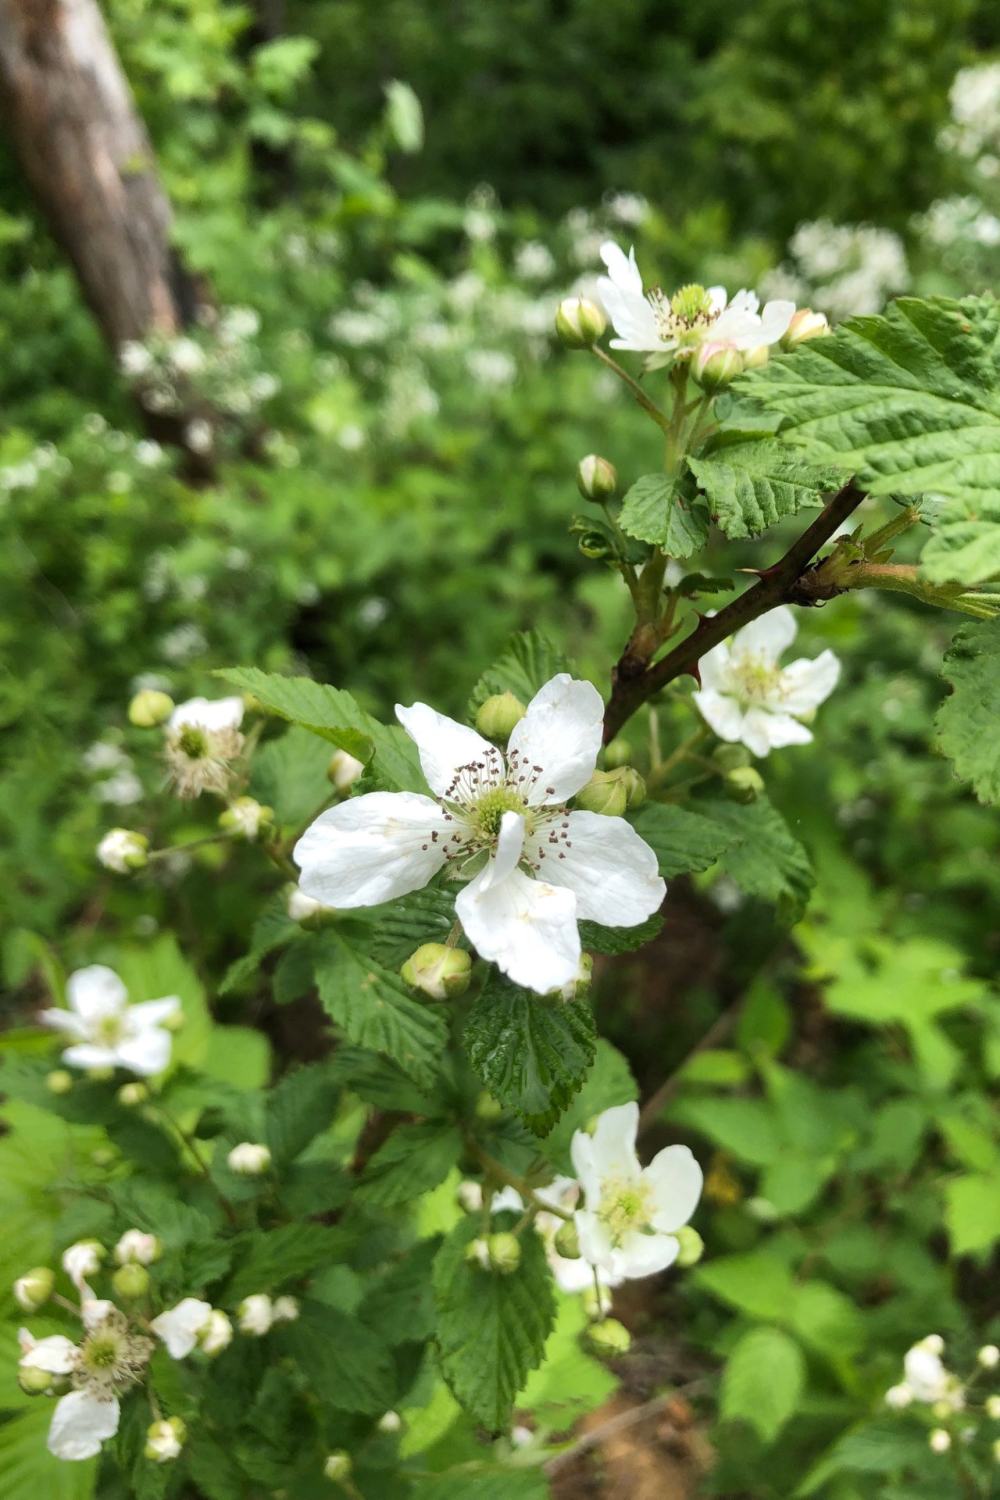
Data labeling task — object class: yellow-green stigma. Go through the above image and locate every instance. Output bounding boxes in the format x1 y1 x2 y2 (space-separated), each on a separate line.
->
177 726 207 759
670 283 713 322
732 653 783 706
472 786 527 841
597 1174 653 1246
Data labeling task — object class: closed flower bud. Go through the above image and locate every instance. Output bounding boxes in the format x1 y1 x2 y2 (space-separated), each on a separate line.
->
46 1069 73 1095
932 1399 955 1421
13 1267 54 1312
582 1282 613 1318
980 1345 1000 1369
674 1225 704 1267
327 749 366 793
693 341 744 392
198 1309 233 1357
456 1179 484 1213
585 1318 632 1357
555 296 606 349
219 797 273 841
603 736 632 769
324 1450 353 1482
781 308 830 349
128 689 174 727
475 1091 504 1120
377 1410 402 1434
113 1262 150 1299
885 1383 914 1410
923 1335 946 1355
724 766 765 804
117 1082 148 1107
114 1230 161 1266
929 1429 951 1454
553 1221 581 1259
97 828 149 873
712 743 752 772
475 691 526 742
287 885 337 926
576 769 628 818
576 454 618 502
616 766 646 809
228 1141 271 1175
19 1364 58 1396
238 1293 274 1335
988 1395 1000 1420
400 943 472 1000
145 1417 186 1463
487 1232 522 1275
994 1437 1000 1462
464 1236 491 1270
272 1296 299 1323
743 344 770 370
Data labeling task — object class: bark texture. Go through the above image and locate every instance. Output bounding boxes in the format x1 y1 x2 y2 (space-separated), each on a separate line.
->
0 0 198 349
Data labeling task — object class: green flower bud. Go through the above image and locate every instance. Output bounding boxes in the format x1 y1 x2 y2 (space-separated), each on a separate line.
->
475 1091 504 1121
487 1232 522 1275
161 1008 185 1033
242 692 265 714
112 1262 151 1300
377 1410 402 1434
128 689 174 727
553 1221 581 1260
692 341 744 393
324 1450 353 1482
603 736 632 769
742 344 770 371
464 1236 491 1270
616 766 646 810
711 743 751 772
575 769 628 818
46 1070 73 1095
673 1225 704 1267
555 297 606 349
781 308 830 350
14 1267 54 1312
576 454 618 502
400 943 472 1000
574 526 616 561
144 1416 187 1462
117 1082 148 1107
475 691 526 743
724 766 765 804
585 1317 632 1357
218 796 273 841
19 1365 57 1396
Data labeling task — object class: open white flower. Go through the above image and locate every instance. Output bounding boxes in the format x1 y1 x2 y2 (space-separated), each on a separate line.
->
47 1389 121 1461
294 674 665 993
165 696 244 798
40 966 180 1077
21 1310 152 1461
151 1298 213 1359
238 1294 274 1336
597 240 794 368
693 608 840 758
534 1177 623 1296
571 1103 703 1280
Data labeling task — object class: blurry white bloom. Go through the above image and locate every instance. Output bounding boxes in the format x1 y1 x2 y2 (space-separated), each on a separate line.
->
329 309 391 346
220 796 270 840
145 1417 186 1462
228 1142 272 1175
82 412 108 436
904 1338 961 1406
134 440 165 466
693 607 840 758
41 967 179 1077
571 1102 703 1279
119 342 153 377
885 1382 914 1409
184 419 213 454
113 1231 160 1267
510 1424 535 1448
534 1176 623 1295
108 471 131 494
160 623 208 663
917 195 1000 248
82 741 129 775
329 748 366 793
358 596 390 628
598 240 794 366
93 772 144 806
220 306 261 342
980 1344 1000 1368
515 241 556 280
337 424 366 450
22 1309 153 1461
294 675 665 993
465 349 518 387
61 1241 104 1291
0 460 39 489
604 191 649 226
930 1429 952 1454
769 221 909 320
199 1310 233 1357
448 271 485 312
151 1299 213 1359
378 1410 402 1434
170 338 205 374
238 1294 274 1336
166 696 245 799
272 1296 299 1323
944 63 1000 161
97 829 148 874
464 207 496 243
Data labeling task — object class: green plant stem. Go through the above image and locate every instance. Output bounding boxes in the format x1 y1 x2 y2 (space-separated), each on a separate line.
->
153 1103 239 1225
602 477 866 741
466 1136 573 1222
862 503 920 552
590 346 671 433
645 726 709 790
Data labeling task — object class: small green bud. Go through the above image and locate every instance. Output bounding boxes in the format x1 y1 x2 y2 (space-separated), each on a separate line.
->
555 296 606 349
724 766 765 804
692 341 744 392
161 1008 185 1033
219 796 273 841
324 1450 353 1482
112 1263 150 1300
673 1225 704 1267
475 1091 504 1120
46 1070 73 1095
400 943 472 1000
585 1317 632 1357
576 454 617 502
575 769 628 818
781 308 830 350
19 1365 57 1396
711 743 751 772
90 1146 116 1164
475 691 526 742
464 1236 491 1269
128 689 174 727
616 766 646 810
241 692 265 714
553 1220 581 1259
145 1416 186 1462
986 1394 1000 1420
13 1267 54 1312
487 1232 522 1275
603 736 632 769
117 1081 148 1107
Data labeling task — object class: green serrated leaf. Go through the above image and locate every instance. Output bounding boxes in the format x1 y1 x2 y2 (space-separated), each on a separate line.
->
433 1211 556 1429
936 619 1000 803
362 1237 439 1344
224 1224 350 1302
720 1325 804 1443
218 666 424 791
700 796 814 917
358 1121 463 1207
413 1470 551 1500
276 1299 396 1414
249 724 333 828
688 440 841 539
618 473 710 555
467 630 573 718
313 930 448 1089
362 886 459 968
218 897 299 997
578 912 663 955
796 1421 935 1496
0 1401 97 1500
465 973 596 1134
265 1061 341 1168
633 801 734 878
944 1172 1000 1255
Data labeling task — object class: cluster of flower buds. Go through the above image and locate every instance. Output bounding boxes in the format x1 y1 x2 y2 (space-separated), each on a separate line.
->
237 1293 299 1336
885 1334 1000 1459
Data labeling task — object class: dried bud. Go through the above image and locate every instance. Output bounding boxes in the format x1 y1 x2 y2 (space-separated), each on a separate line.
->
692 341 744 392
400 943 472 1000
97 829 149 873
576 454 618 502
553 1221 581 1260
475 691 526 742
13 1267 54 1312
585 1318 632 1357
327 749 366 793
219 797 273 841
145 1417 187 1463
46 1069 74 1095
128 689 174 728
228 1142 272 1175
781 308 830 349
112 1263 150 1300
487 1232 522 1275
576 769 628 818
724 766 765 804
673 1225 704 1267
555 297 606 349
324 1450 353 1482
117 1082 148 1108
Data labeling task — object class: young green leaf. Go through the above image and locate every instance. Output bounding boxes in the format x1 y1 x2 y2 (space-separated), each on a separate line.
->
688 440 842 539
467 630 573 717
275 1300 396 1415
936 619 1000 803
357 1121 463 1207
632 802 733 878
720 1325 805 1443
618 473 710 555
699 796 814 917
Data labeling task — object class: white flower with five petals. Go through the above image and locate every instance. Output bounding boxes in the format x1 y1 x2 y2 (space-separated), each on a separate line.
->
293 675 665 993
40 966 179 1077
571 1103 703 1280
597 240 795 367
693 608 840 758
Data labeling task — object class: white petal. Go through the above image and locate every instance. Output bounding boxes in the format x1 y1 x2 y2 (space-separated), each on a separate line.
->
66 965 128 1021
506 674 604 805
48 1391 119 1461
169 695 244 732
692 688 746 743
588 1101 641 1180
81 1299 115 1331
575 1208 615 1271
20 1334 77 1374
732 606 797 662
151 1298 212 1359
294 792 449 907
611 1231 680 1280
115 1029 172 1076
644 1144 704 1233
758 299 796 345
599 285 664 352
599 240 644 296
126 997 180 1029
37 1009 89 1039
61 1043 121 1070
711 306 761 350
777 650 841 714
697 640 732 693
548 812 664 926
707 286 728 314
480 811 525 891
456 865 580 992
743 707 812 755
570 1129 600 1200
728 289 760 316
395 701 502 798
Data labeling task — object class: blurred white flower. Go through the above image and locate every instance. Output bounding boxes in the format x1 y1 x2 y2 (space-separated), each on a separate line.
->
170 338 205 374
61 1240 104 1291
160 623 208 663
165 696 245 798
604 191 649 226
272 1296 299 1323
151 1299 214 1359
119 342 153 377
199 1310 233 1357
113 1231 160 1267
97 829 148 873
465 349 518 387
238 1294 274 1335
134 440 165 467
227 1142 272 1175
515 241 556 281
145 1417 186 1462
184 419 213 454
41 967 179 1077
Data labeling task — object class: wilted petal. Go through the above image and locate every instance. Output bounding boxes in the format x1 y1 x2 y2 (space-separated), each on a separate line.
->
456 865 579 992
645 1144 704 1234
48 1390 120 1461
294 792 450 908
396 702 502 798
66 966 128 1022
550 812 664 925
507 674 604 805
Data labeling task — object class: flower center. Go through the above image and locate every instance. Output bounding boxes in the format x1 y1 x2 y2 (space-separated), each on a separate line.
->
77 1315 153 1396
648 282 718 346
597 1173 653 1246
473 786 528 841
94 1014 125 1046
177 726 207 759
731 652 783 706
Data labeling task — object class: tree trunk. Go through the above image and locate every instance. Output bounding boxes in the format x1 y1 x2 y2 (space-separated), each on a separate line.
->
0 0 199 350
